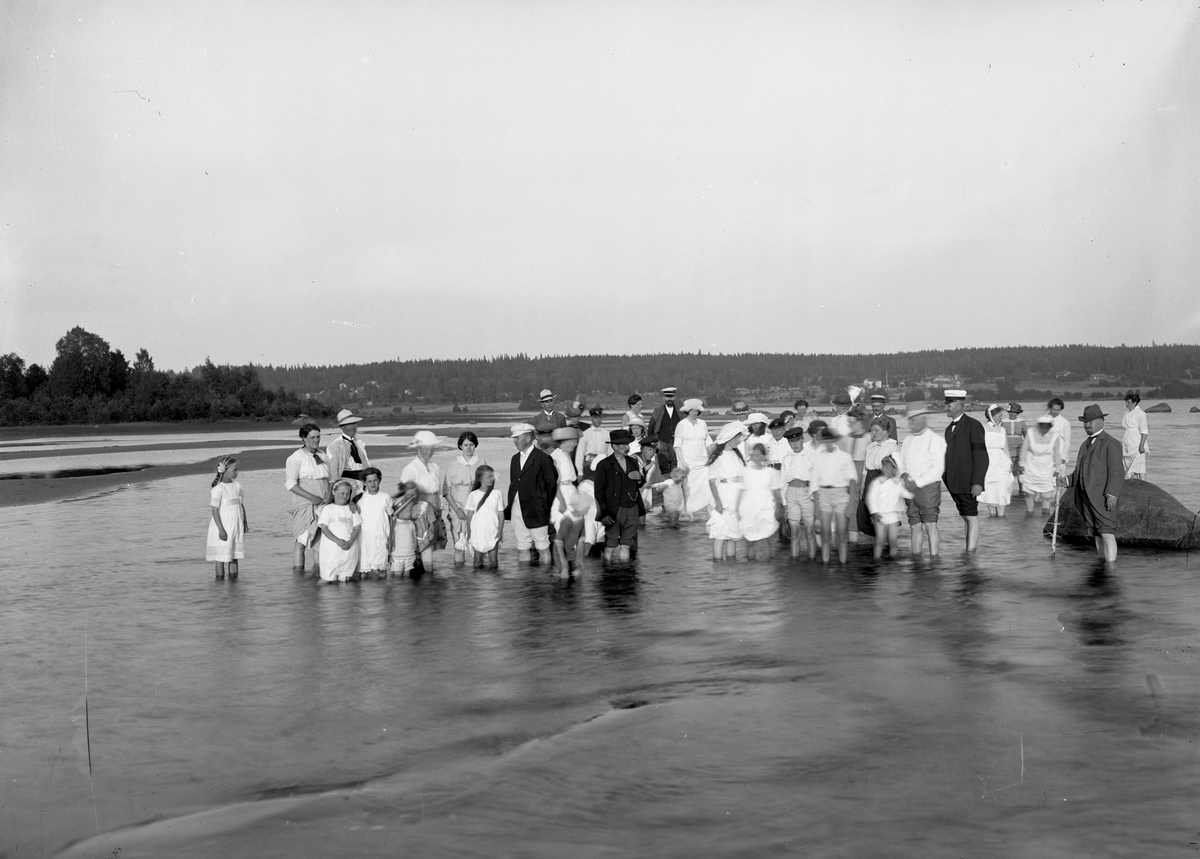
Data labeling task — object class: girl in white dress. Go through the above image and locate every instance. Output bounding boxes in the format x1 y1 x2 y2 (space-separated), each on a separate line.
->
865 456 912 559
206 456 247 579
738 441 783 558
1018 416 1065 514
441 431 486 565
706 422 747 561
356 468 392 577
464 465 505 568
674 400 714 516
317 480 362 582
980 404 1014 517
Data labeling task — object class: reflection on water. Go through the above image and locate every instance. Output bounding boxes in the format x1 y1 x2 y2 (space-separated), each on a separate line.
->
0 424 1197 857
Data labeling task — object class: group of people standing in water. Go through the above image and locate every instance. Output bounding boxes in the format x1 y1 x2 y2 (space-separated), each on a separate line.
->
204 388 1151 579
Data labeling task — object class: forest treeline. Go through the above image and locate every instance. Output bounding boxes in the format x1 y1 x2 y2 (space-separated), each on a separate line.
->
0 327 331 426
255 345 1200 407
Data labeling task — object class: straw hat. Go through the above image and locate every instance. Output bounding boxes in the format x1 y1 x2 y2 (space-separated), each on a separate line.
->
746 412 769 426
510 422 537 437
904 402 932 418
714 421 746 445
336 408 363 426
682 398 704 413
410 430 443 449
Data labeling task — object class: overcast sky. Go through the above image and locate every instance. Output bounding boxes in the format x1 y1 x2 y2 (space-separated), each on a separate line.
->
2 1 1197 371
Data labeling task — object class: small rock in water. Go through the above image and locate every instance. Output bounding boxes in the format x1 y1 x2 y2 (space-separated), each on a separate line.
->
1145 402 1172 413
1045 480 1200 549
1189 406 1199 413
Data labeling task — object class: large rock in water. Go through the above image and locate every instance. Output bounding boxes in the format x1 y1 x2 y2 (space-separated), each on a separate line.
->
1145 402 1171 413
1044 480 1200 549
1190 406 1199 413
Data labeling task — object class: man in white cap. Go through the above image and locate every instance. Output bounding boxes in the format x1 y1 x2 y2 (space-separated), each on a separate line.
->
942 389 988 552
898 402 947 557
532 389 568 451
647 386 682 473
869 394 898 441
326 408 369 500
505 422 559 564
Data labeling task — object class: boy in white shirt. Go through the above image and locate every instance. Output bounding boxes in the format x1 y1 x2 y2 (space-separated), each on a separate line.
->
810 426 858 564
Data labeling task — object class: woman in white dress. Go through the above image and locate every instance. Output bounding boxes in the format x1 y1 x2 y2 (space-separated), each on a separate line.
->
284 423 331 573
673 399 714 516
980 404 1014 516
1018 415 1065 514
706 421 747 560
1121 391 1149 479
442 431 486 565
401 431 447 556
550 427 581 526
738 440 782 557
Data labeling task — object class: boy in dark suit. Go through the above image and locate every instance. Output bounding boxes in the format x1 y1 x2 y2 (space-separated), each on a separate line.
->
942 390 988 552
593 428 646 563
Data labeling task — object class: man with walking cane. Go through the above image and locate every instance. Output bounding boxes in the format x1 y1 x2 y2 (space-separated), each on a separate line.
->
1058 404 1125 562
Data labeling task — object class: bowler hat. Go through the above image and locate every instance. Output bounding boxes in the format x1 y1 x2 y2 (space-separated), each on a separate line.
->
608 428 636 445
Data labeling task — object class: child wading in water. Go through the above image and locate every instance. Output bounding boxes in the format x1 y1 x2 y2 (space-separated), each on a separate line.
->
553 487 592 578
317 479 362 582
206 455 248 579
865 455 912 559
810 427 858 564
464 465 504 569
390 480 436 576
356 467 391 578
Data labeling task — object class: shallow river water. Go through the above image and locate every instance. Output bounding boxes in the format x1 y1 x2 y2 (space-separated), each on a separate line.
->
2 403 1199 857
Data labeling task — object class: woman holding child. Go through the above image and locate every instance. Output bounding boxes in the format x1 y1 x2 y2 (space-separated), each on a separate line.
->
402 431 448 551
442 431 486 564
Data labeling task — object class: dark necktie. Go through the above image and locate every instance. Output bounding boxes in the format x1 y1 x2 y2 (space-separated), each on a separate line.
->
347 437 363 466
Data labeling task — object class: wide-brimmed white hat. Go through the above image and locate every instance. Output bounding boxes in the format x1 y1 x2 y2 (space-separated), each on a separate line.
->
336 408 363 426
682 398 704 413
511 422 537 437
1035 414 1055 426
410 430 443 449
626 415 647 427
539 389 554 401
746 412 769 426
715 421 746 445
905 402 932 418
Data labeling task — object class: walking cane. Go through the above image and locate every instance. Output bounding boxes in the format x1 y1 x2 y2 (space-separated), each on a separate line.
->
1050 483 1062 558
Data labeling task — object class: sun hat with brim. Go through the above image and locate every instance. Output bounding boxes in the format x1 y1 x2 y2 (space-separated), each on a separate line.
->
783 427 807 440
943 389 967 400
746 412 769 426
1035 414 1055 426
608 429 636 446
510 422 537 437
1007 402 1023 414
551 427 581 441
730 401 749 414
336 408 364 426
715 422 746 445
682 398 704 413
831 393 852 406
987 403 1005 415
627 415 647 427
410 430 444 449
1079 404 1107 422
539 389 554 401
905 402 932 418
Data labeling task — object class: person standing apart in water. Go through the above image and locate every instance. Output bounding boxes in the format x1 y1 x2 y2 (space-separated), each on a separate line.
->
1060 404 1125 563
942 389 988 552
1120 390 1149 479
647 386 682 473
207 455 247 579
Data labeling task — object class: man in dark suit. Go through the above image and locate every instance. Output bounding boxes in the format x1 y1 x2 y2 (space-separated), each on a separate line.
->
505 422 559 564
593 428 646 563
1060 404 1124 562
942 390 988 552
647 386 682 473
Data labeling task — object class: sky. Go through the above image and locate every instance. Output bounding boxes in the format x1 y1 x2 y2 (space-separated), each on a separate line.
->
2 0 1198 371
